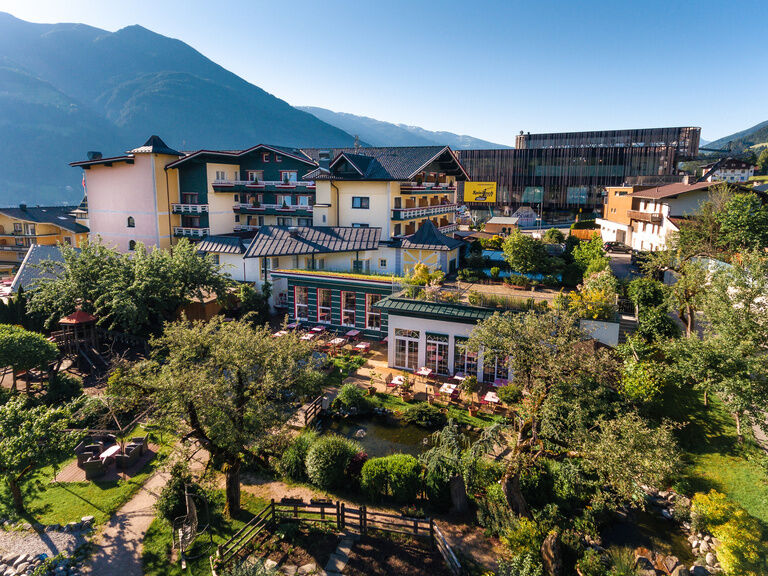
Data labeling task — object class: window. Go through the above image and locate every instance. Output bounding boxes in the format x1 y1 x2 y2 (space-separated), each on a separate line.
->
13 223 22 234
128 240 136 251
482 353 509 383
294 286 309 321
297 196 310 206
277 217 293 226
379 258 387 268
276 155 282 162
292 255 300 268
454 337 478 377
258 216 265 226
234 194 239 202
366 294 382 329
278 195 292 206
215 170 226 180
247 170 263 182
317 288 331 323
426 334 449 375
394 197 402 209
352 197 370 209
281 171 298 184
211 254 220 265
63 236 72 246
298 218 312 227
352 259 370 273
394 328 419 371
341 291 356 327
24 224 35 235
262 153 270 162
352 223 369 228
394 224 402 236
127 216 135 228
235 215 240 223
322 215 327 223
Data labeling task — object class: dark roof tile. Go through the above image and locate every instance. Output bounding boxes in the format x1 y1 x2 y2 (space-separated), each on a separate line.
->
244 226 381 258
0 205 89 234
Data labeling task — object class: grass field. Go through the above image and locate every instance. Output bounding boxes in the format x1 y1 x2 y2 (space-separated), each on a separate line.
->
0 424 174 526
142 492 268 576
369 392 504 428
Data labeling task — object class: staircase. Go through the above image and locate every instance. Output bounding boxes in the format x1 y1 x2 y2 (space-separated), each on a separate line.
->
618 315 637 344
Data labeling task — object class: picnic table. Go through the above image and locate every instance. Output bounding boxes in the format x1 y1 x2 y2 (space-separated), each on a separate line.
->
484 391 500 403
439 382 458 396
300 333 316 341
354 342 371 353
416 367 433 378
272 330 288 338
328 337 346 347
99 445 121 463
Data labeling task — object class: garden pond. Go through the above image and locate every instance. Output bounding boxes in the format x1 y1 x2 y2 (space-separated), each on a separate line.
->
321 415 433 458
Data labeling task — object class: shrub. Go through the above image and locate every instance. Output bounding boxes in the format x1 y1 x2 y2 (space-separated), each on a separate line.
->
542 228 565 244
458 268 482 282
506 274 531 288
607 547 636 576
279 430 318 482
155 461 206 524
346 451 368 483
497 553 544 576
497 383 522 405
45 373 83 404
360 454 422 504
305 435 362 490
402 403 447 429
423 466 451 511
333 383 371 413
490 267 501 280
577 549 607 576
504 517 544 557
476 482 515 536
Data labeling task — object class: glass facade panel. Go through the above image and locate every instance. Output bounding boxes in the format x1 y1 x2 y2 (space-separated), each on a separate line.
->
317 288 331 323
341 291 356 327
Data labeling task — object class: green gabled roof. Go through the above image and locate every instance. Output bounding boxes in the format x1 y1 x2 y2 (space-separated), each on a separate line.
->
373 295 495 324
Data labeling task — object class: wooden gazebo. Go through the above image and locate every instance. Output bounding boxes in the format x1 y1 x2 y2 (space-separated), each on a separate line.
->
57 310 102 368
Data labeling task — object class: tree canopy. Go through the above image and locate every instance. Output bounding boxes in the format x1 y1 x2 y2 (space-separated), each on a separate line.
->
502 230 550 275
0 324 59 392
27 238 230 336
111 317 323 515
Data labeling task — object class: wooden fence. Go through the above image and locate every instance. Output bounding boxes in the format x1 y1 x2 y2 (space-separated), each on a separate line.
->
211 498 465 576
303 395 324 427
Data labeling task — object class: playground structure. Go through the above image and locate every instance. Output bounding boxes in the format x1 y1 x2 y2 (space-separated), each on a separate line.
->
50 310 109 372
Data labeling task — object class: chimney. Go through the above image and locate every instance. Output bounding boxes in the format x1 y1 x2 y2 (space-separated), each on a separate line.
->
19 203 27 211
318 150 331 172
87 151 102 161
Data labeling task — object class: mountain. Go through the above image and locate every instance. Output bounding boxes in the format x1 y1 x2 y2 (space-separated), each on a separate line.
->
0 12 357 206
298 106 510 150
706 120 768 153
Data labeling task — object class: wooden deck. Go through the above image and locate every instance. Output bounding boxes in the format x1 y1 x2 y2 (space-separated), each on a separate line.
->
53 445 158 483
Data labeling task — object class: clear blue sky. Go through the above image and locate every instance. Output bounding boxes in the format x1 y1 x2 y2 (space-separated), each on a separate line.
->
2 0 766 146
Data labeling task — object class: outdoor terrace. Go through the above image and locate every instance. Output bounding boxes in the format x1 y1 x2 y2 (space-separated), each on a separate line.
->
391 203 457 221
212 180 316 193
233 203 313 215
171 203 209 215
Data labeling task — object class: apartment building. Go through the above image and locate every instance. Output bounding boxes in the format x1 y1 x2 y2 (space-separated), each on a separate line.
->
0 205 88 266
700 157 756 183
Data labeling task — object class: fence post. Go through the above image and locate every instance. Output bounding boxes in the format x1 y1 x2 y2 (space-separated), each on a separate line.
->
336 501 341 529
361 505 366 536
270 499 275 525
429 519 435 550
340 502 346 530
321 502 325 522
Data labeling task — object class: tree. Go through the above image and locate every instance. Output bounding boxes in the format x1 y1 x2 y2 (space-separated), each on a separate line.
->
757 147 768 175
666 261 707 337
466 310 677 516
420 420 470 513
27 238 230 336
502 230 549 274
0 396 75 513
0 324 58 393
542 228 565 244
566 270 618 320
571 236 607 272
714 193 768 252
113 317 322 515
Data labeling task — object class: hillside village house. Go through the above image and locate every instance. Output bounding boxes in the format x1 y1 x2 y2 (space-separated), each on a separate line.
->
700 157 756 183
596 181 752 251
0 205 88 267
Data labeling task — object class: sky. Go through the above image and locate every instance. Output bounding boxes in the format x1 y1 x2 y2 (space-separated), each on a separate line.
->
1 0 766 147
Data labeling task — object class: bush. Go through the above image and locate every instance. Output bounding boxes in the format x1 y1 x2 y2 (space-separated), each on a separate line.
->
458 268 483 282
333 383 371 413
577 549 607 576
506 274 531 288
346 451 368 483
155 461 207 524
305 435 362 490
490 267 501 280
360 454 422 504
475 482 515 536
627 277 665 309
570 219 597 230
504 517 544 557
497 384 522 405
402 403 447 429
497 553 544 576
45 373 83 404
279 430 318 482
607 547 636 576
543 228 566 244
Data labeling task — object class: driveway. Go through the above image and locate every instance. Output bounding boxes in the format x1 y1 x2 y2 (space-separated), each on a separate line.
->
609 253 634 280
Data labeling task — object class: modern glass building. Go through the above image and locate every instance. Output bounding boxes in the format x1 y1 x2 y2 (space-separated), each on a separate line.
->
457 127 701 220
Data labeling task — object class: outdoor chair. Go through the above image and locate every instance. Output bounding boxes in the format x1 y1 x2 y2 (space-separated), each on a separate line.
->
77 449 98 468
84 443 104 454
130 435 149 455
83 457 107 480
116 445 140 469
385 374 396 390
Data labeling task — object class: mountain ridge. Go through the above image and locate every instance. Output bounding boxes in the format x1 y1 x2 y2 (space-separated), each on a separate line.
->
706 120 768 152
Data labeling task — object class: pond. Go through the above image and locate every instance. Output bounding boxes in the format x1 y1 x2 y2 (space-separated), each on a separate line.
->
321 416 433 458
603 508 694 564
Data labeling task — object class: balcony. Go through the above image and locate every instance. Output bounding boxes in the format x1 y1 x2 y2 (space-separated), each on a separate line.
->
233 224 260 232
171 203 209 215
400 182 457 194
173 227 210 238
438 223 458 234
627 210 662 224
212 180 316 193
233 203 313 215
392 203 457 221
0 245 30 252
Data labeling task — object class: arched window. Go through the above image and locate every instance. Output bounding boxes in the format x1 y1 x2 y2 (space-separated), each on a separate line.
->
128 240 136 251
127 216 135 228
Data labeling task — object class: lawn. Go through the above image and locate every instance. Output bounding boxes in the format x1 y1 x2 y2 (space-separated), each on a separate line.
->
369 392 504 428
667 387 768 525
142 491 268 576
0 423 174 526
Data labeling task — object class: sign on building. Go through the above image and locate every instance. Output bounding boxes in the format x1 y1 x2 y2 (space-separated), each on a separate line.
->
464 182 497 203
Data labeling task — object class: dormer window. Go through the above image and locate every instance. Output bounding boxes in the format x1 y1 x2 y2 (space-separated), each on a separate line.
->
262 152 270 162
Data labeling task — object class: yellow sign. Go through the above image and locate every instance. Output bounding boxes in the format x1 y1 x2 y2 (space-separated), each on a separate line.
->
464 182 497 203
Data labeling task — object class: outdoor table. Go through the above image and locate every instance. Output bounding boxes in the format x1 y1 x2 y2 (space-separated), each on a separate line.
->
354 342 371 352
311 326 325 333
453 373 466 382
391 375 406 386
272 330 288 338
286 322 300 330
345 329 361 340
439 382 457 396
484 391 500 403
329 337 346 347
300 333 316 341
493 378 509 388
99 445 121 463
416 367 433 378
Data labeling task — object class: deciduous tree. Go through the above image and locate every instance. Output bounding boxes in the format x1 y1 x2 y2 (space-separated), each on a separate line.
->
0 324 58 392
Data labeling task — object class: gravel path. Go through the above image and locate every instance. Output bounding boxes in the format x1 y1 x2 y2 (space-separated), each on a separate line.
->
0 528 87 559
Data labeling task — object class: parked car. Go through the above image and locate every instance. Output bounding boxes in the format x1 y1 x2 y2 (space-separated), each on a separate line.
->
603 241 631 253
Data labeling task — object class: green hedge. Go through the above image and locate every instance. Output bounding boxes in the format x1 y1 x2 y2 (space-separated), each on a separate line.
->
305 435 362 490
361 454 422 504
279 431 318 482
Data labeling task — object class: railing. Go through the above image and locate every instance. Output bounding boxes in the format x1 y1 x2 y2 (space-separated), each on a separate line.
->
233 224 260 232
173 227 210 238
627 210 662 223
303 395 323 426
211 499 465 576
213 179 315 189
392 203 457 220
400 182 457 193
171 203 209 214
616 298 637 317
0 245 29 252
438 223 458 234
234 203 313 213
